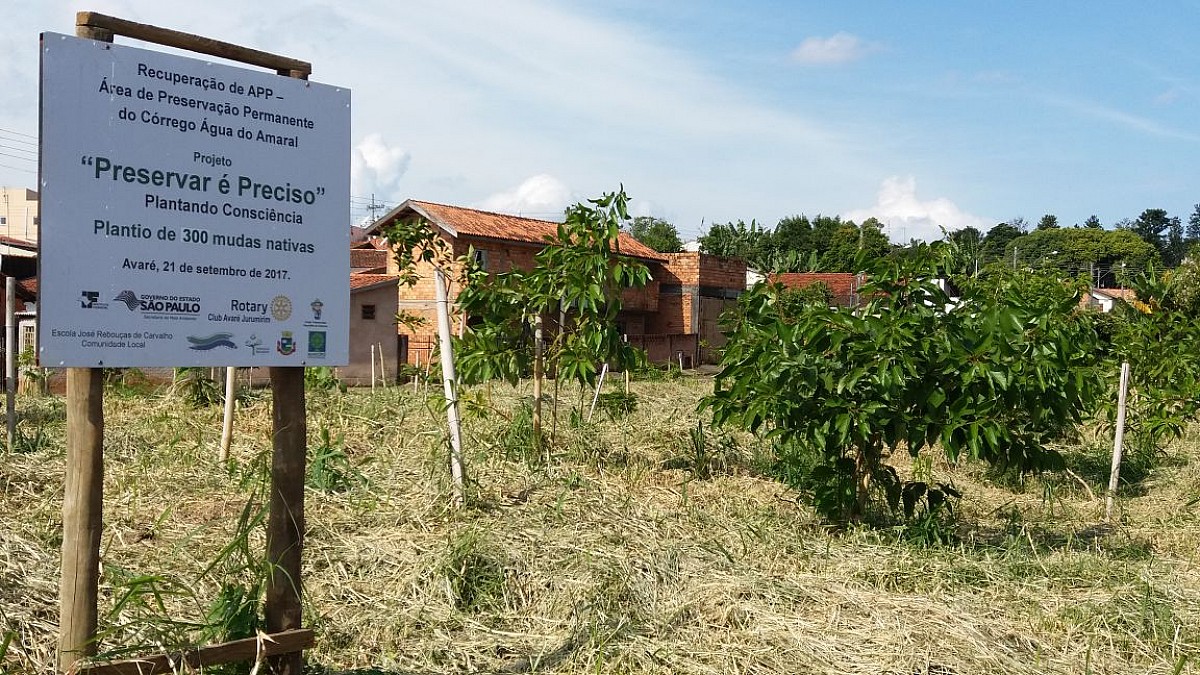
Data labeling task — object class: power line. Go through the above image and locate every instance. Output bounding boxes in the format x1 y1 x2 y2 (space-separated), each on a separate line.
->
0 143 37 157
0 127 36 139
0 162 35 175
0 151 36 165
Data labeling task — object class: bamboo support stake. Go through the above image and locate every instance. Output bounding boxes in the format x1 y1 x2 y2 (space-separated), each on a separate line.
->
378 342 387 385
533 315 543 443
6 276 16 450
587 363 609 422
219 367 236 462
412 352 420 393
435 269 466 505
1106 362 1131 522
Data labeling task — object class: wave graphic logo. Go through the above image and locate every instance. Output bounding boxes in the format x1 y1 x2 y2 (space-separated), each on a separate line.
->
114 290 140 311
187 333 238 351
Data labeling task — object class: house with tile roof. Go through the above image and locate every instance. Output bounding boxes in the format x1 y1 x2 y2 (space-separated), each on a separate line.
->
362 200 746 366
340 273 401 386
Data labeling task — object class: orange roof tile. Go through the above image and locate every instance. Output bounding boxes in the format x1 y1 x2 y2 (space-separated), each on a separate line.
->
351 248 388 272
372 200 666 262
350 274 398 292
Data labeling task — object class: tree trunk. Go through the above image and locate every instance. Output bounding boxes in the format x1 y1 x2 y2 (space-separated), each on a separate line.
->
852 442 881 521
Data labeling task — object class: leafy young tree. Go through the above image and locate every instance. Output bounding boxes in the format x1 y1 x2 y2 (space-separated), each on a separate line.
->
1100 266 1200 463
704 247 1103 522
455 188 651 434
629 216 683 253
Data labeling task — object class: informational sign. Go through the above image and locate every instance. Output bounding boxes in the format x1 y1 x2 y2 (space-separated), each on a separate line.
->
39 33 350 366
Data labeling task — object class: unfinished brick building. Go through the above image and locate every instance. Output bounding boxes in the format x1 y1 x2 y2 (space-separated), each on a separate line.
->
362 200 746 366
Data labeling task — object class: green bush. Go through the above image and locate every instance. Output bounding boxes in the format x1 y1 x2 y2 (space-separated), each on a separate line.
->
705 247 1104 522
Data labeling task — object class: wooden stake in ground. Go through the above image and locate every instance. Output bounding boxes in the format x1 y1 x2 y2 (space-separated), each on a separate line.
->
378 342 387 385
219 366 236 463
6 275 16 450
1106 361 1131 522
533 314 543 442
435 268 466 505
587 362 609 422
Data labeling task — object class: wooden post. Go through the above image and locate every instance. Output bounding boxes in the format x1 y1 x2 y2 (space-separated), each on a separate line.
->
6 275 16 450
1106 362 1131 522
263 57 312 675
265 368 305 675
58 19 113 675
60 369 104 671
370 344 376 391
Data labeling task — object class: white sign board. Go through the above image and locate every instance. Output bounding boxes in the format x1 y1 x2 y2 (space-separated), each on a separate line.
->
39 33 350 367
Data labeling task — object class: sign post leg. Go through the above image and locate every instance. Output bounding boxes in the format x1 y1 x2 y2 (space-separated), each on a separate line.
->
59 368 104 672
265 366 305 675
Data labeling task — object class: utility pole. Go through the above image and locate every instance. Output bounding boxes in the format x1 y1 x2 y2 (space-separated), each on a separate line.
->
366 194 386 222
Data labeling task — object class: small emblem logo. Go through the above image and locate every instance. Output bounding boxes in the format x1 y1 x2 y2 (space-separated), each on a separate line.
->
114 290 140 311
270 295 293 322
276 330 296 355
187 333 237 351
81 291 106 309
307 331 327 357
245 334 268 355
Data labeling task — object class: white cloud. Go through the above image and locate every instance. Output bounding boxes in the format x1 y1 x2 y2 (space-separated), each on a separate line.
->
478 174 573 218
843 176 990 243
350 134 411 202
791 32 873 65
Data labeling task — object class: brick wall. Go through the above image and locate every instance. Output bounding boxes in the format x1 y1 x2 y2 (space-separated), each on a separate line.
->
646 293 692 334
662 252 746 291
621 279 659 312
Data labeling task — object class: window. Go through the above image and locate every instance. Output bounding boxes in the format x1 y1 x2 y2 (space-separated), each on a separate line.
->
361 304 376 320
19 322 35 355
0 217 6 225
473 249 489 271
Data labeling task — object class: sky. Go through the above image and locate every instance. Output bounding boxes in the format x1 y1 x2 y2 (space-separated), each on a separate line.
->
2 1 1199 243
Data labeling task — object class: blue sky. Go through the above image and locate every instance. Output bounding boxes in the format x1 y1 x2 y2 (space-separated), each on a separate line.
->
2 1 1198 242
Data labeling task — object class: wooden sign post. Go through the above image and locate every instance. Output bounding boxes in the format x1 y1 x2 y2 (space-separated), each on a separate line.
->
53 13 335 675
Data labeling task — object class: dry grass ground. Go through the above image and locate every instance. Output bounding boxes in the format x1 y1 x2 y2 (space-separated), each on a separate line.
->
2 373 1198 674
